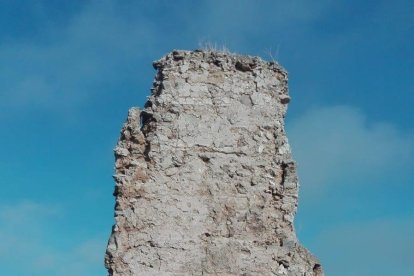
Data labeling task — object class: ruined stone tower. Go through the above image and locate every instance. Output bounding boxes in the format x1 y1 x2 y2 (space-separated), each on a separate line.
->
105 50 322 275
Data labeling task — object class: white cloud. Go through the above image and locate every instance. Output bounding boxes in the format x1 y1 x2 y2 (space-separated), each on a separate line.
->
287 105 413 197
0 201 107 275
313 218 414 275
0 1 157 115
289 106 414 274
196 0 336 52
0 0 341 117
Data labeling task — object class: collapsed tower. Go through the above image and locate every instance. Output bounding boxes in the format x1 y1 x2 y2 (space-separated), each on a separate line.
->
105 50 322 275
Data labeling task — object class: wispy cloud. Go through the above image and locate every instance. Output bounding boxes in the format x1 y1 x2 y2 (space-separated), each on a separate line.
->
0 0 341 118
313 218 414 275
192 0 336 54
289 105 414 274
0 201 107 275
0 1 157 116
288 105 413 197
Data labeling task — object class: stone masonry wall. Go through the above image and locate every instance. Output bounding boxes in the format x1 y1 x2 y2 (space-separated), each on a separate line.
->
105 50 323 275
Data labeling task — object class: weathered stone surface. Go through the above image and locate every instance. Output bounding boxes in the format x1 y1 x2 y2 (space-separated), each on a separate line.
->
105 50 323 275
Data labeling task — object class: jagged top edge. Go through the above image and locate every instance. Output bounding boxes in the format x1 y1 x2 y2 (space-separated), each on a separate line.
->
152 49 288 76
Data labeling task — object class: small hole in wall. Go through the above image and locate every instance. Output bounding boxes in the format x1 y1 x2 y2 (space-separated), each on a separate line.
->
140 111 154 130
313 264 322 275
144 100 153 108
139 115 144 129
199 155 210 163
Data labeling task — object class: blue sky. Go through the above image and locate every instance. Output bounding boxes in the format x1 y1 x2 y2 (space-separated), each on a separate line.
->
1 1 413 275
